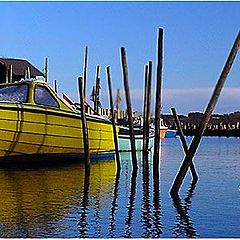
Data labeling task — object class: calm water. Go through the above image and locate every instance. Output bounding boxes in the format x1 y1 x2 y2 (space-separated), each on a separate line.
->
0 137 239 238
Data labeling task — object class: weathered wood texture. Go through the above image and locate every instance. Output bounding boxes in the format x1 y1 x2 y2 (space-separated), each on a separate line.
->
83 46 88 98
120 47 137 171
78 76 90 171
153 28 164 174
106 66 121 169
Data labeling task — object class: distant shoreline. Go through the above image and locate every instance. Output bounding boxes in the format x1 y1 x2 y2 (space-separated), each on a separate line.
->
162 111 240 137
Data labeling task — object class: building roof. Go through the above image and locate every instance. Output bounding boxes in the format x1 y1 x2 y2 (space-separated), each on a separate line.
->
0 58 44 76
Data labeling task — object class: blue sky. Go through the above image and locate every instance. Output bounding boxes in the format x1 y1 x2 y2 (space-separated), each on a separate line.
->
1 2 240 114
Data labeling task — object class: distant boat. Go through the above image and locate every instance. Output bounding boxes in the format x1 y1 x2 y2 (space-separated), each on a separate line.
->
118 126 154 151
0 79 117 160
118 126 155 140
165 129 177 138
160 118 168 139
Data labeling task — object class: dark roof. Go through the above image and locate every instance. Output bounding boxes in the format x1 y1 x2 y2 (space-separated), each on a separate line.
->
0 58 44 76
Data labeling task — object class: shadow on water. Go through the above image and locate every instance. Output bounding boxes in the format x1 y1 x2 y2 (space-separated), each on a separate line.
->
171 181 199 238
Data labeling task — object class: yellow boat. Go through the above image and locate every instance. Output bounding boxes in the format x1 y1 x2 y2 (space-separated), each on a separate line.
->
0 79 117 160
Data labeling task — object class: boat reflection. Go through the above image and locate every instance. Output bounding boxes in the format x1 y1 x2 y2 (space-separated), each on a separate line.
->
171 181 199 238
0 157 116 238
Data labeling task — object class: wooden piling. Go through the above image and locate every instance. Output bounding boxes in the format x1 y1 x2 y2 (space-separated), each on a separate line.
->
83 46 88 98
170 31 240 196
94 65 100 114
171 107 198 182
45 57 48 82
78 76 90 171
106 66 121 170
146 61 152 152
143 64 149 154
120 47 137 171
54 79 58 93
116 89 121 121
153 28 164 174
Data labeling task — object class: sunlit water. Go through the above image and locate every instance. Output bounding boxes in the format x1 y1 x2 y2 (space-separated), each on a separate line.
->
0 137 239 238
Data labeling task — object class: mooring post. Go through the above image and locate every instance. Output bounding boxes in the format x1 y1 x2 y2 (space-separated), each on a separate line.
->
170 31 240 196
171 107 198 182
143 64 149 155
78 76 90 171
146 61 152 153
83 46 88 98
120 47 138 171
45 57 48 82
54 79 58 94
153 28 164 175
94 65 100 114
106 66 121 170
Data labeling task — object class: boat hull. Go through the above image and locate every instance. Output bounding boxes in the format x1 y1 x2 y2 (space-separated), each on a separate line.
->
0 103 116 159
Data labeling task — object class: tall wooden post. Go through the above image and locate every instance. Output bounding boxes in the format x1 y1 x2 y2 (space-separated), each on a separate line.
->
120 47 137 171
153 28 164 175
54 79 58 93
143 64 149 155
116 88 121 120
146 61 152 152
45 57 48 82
83 46 88 98
171 107 198 182
106 66 121 169
94 65 100 114
170 31 240 196
78 76 90 171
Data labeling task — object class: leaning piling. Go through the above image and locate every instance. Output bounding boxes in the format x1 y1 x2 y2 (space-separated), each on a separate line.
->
170 31 240 196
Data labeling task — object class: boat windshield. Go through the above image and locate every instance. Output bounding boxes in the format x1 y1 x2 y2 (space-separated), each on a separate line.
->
0 84 28 103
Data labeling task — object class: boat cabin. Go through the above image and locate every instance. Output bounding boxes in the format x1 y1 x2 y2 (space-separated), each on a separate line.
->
0 80 71 111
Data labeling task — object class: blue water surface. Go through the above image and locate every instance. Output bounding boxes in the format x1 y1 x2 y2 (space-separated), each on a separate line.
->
0 137 239 238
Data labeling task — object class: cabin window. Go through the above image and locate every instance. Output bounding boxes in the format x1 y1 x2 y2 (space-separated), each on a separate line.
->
0 84 28 102
34 85 59 108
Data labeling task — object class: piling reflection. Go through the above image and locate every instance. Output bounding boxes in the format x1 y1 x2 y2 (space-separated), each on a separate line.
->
108 169 120 238
171 181 198 238
124 169 137 238
152 168 162 237
78 169 90 238
141 152 152 238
